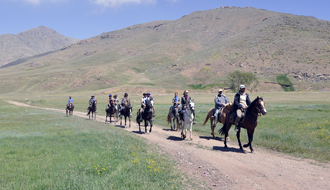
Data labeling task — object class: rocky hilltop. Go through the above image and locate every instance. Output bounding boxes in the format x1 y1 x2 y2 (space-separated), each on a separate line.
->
0 26 80 66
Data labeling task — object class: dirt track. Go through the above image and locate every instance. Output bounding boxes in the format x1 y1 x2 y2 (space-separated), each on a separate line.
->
5 100 330 190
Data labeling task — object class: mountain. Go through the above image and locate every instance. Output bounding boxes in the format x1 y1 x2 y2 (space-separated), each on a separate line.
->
0 26 80 66
0 7 330 94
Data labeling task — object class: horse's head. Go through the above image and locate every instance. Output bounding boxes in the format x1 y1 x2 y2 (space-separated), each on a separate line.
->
256 97 267 115
145 100 152 110
188 99 195 111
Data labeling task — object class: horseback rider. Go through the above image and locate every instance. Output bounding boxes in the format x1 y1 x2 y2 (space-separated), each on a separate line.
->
179 90 195 124
139 93 148 122
214 89 229 126
113 94 120 110
87 95 97 115
121 92 131 108
172 92 180 107
171 92 180 114
67 96 73 109
231 85 251 131
107 94 113 108
147 92 156 117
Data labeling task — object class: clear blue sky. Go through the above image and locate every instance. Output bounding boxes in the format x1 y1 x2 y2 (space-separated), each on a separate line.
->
1 0 329 39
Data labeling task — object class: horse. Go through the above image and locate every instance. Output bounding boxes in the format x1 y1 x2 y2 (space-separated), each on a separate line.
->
137 101 153 133
167 105 181 131
105 102 116 124
181 100 195 140
120 104 132 128
202 103 233 137
88 101 97 120
219 97 267 152
66 103 74 116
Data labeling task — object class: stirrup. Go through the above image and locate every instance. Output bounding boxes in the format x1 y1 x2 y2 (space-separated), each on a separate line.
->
235 125 239 132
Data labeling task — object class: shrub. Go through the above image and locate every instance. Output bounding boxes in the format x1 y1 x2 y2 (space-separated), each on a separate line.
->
277 74 295 91
225 71 259 92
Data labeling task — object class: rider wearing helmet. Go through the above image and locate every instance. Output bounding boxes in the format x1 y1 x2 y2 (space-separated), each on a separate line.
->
147 92 156 117
87 95 97 115
232 85 251 131
107 94 113 108
121 93 131 107
139 93 148 122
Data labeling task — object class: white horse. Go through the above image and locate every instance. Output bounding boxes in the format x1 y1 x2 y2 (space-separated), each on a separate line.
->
181 100 195 140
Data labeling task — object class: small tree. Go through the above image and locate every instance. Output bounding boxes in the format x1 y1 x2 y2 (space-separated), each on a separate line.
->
225 71 259 92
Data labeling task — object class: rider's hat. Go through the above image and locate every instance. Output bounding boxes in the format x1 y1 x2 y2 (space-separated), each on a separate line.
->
109 94 112 97
91 95 95 97
240 85 246 89
124 93 128 96
114 94 117 97
147 93 151 95
218 89 223 92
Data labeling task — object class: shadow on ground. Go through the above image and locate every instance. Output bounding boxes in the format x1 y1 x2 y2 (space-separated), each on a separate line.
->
213 146 246 153
167 136 183 141
199 136 224 141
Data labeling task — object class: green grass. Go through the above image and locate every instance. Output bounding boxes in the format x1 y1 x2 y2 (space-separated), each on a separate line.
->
0 101 185 189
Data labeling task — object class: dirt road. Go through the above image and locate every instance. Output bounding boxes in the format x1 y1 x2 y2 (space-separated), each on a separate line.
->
5 100 330 189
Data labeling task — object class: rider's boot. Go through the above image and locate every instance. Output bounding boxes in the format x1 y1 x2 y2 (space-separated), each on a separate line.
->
234 116 240 132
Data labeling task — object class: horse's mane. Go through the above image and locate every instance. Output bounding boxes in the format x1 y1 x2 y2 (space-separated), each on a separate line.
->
247 97 262 113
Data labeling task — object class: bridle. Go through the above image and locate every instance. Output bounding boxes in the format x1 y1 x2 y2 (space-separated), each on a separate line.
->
251 100 266 117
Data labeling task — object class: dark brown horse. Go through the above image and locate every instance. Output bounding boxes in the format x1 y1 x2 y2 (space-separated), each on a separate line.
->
105 102 116 124
89 101 97 120
219 97 267 152
137 101 153 133
66 103 74 116
120 104 132 128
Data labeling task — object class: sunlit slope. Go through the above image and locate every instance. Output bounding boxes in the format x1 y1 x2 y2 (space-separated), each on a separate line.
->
1 7 330 94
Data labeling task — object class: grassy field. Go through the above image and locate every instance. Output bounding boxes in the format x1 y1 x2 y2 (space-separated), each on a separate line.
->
3 91 330 162
0 100 194 189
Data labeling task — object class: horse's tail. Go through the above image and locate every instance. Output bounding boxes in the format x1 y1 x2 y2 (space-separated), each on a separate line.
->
219 121 227 136
202 109 212 126
167 112 171 125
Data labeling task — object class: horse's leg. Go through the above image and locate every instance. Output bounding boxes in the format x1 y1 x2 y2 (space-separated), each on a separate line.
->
139 120 141 132
236 128 243 150
190 121 193 140
210 117 215 138
244 128 255 152
145 120 147 133
149 119 152 133
129 114 131 128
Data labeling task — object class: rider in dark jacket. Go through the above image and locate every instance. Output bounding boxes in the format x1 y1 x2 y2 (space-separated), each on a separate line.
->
232 85 251 131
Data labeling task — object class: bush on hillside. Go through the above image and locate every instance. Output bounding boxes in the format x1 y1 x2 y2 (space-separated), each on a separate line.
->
277 74 295 91
225 71 259 92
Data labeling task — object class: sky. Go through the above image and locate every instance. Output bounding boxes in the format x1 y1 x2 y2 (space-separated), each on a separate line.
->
1 0 330 40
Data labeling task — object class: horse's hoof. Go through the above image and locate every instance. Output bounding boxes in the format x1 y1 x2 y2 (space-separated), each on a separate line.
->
240 147 243 150
211 133 215 138
243 144 249 148
250 149 254 153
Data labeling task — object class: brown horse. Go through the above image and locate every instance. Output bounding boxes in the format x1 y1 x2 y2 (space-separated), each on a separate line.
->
66 103 74 116
219 97 267 152
202 103 232 137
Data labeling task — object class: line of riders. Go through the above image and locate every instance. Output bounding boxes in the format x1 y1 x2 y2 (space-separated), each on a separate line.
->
66 84 251 131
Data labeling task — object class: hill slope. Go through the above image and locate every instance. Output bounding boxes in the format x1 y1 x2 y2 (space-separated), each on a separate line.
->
0 26 80 66
0 7 330 94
